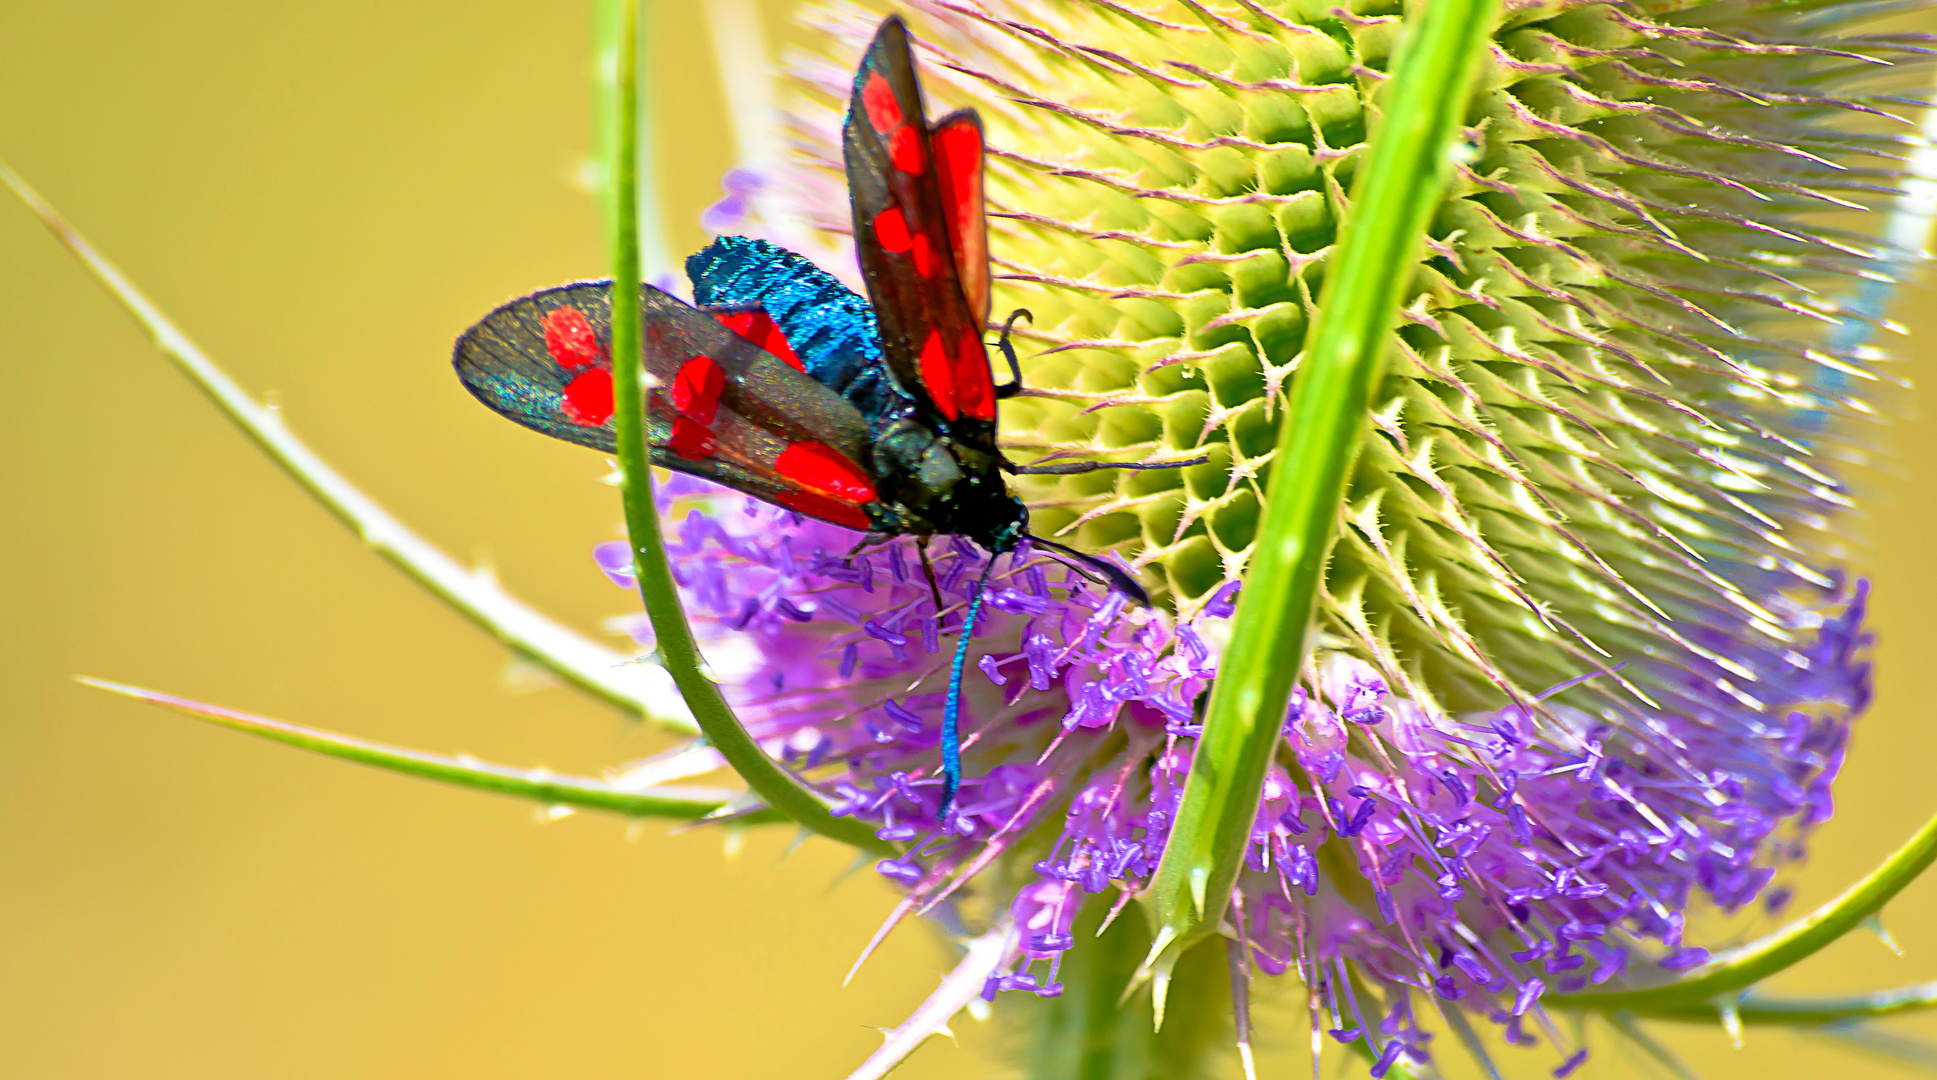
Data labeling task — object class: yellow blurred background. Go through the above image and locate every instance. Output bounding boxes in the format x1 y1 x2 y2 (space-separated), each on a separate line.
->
3 3 1936 1077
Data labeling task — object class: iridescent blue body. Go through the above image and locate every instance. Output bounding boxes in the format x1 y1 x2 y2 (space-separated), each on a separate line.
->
688 236 902 427
692 235 1027 564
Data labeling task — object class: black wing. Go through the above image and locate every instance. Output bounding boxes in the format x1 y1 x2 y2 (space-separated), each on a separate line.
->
843 17 999 445
454 281 886 530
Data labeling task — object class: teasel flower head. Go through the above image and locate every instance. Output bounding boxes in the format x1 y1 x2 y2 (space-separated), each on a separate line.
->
619 0 1913 1072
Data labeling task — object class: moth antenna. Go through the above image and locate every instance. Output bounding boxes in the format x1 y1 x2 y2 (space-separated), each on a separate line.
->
1008 454 1210 476
994 308 1032 400
1028 535 1150 607
939 557 998 825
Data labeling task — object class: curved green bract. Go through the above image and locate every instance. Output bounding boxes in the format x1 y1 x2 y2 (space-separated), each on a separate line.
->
601 0 889 858
0 162 692 733
1552 807 1937 1013
78 677 762 822
1140 0 1502 988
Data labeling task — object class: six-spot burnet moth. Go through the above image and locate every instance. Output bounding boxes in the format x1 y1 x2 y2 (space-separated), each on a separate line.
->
454 16 1198 820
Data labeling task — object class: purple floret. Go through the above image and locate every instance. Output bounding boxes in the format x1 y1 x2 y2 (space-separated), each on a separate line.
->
603 473 1871 1059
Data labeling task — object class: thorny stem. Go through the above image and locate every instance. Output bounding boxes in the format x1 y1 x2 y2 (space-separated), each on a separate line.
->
842 920 1017 1080
601 0 888 857
1139 0 1501 1005
593 0 674 278
0 161 694 734
79 678 765 822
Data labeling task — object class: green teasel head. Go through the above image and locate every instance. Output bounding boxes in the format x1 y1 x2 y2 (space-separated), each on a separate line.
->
759 0 1910 727
656 0 1907 1071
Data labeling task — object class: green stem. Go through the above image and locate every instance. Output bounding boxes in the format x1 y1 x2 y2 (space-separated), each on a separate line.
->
1141 0 1499 973
0 162 692 733
1551 807 1937 1012
79 677 760 822
603 0 888 857
592 0 673 277
1014 901 1231 1080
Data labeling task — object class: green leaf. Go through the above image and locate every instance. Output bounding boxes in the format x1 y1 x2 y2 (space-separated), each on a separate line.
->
1139 0 1502 987
79 677 761 822
600 0 889 857
0 161 692 733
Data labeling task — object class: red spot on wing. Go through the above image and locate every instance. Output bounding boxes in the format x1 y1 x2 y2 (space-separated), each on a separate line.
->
915 329 993 422
544 306 602 370
873 207 912 253
713 310 805 372
912 232 936 279
670 355 725 425
931 118 990 322
562 368 614 425
955 328 996 421
775 490 872 531
666 415 717 459
918 329 958 421
862 72 903 134
775 441 878 503
889 127 925 174
933 122 982 230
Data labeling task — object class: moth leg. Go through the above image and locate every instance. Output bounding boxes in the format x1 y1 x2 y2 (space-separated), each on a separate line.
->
993 308 1032 400
1006 454 1212 476
916 536 945 612
844 534 873 566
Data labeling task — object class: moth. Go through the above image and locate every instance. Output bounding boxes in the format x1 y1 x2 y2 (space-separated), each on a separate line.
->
454 16 1193 817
